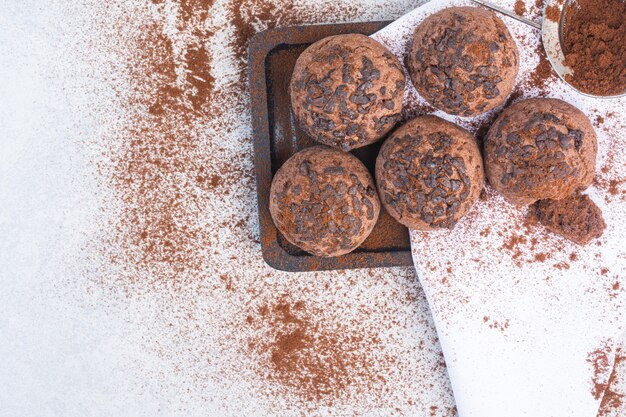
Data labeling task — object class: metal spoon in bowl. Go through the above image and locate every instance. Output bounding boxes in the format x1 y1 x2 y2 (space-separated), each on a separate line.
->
471 0 626 99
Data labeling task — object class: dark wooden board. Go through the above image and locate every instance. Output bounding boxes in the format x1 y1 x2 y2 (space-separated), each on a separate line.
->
249 22 413 272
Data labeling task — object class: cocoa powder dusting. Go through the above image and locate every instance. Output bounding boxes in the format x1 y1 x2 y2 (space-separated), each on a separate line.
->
553 261 570 270
91 1 458 415
81 0 626 414
247 297 384 403
104 15 214 282
545 4 560 22
528 42 557 93
589 341 614 400
526 0 545 19
597 349 626 416
100 0 380 281
594 115 626 203
608 179 626 198
483 316 510 332
400 6 626 412
561 0 626 96
501 233 527 265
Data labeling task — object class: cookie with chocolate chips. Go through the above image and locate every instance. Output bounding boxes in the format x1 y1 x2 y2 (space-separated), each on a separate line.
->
270 146 381 257
484 98 597 206
290 34 406 151
408 7 519 116
376 115 484 230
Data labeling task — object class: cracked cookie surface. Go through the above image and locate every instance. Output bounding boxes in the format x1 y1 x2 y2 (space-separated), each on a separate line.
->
270 146 380 257
485 98 597 206
376 115 484 230
408 6 519 116
290 34 405 151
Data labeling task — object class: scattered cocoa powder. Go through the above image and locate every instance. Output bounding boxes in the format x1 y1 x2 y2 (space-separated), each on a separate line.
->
207 174 222 189
588 341 614 400
88 1 626 415
103 13 215 282
244 295 414 406
597 349 626 416
593 175 626 203
521 41 558 95
545 4 560 22
502 234 527 254
177 0 216 23
593 113 626 203
608 179 626 197
553 261 570 270
92 2 461 415
483 316 510 332
499 231 530 266
595 115 605 127
514 0 527 16
561 0 626 96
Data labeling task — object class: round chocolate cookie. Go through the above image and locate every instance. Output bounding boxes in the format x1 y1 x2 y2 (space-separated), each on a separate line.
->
376 115 484 230
290 34 406 151
270 146 380 257
484 98 597 206
407 6 519 116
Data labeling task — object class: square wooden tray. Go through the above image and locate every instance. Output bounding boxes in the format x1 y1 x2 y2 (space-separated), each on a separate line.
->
249 22 413 272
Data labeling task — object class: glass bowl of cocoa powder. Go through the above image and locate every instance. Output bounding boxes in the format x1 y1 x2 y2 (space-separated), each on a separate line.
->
542 0 626 98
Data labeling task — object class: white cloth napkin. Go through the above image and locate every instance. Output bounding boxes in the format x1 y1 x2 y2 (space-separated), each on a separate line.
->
372 1 626 416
